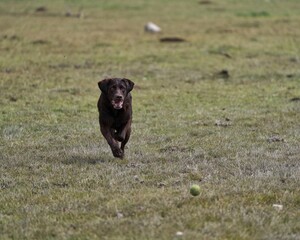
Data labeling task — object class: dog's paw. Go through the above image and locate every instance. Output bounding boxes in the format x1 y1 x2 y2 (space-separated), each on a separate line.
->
112 148 124 159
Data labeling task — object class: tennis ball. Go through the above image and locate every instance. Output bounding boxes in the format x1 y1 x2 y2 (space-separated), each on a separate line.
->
190 184 201 196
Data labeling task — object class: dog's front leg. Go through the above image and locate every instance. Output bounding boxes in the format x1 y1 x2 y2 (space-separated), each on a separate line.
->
100 125 124 158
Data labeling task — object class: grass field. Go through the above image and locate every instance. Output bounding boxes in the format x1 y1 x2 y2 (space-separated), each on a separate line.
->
1 0 300 239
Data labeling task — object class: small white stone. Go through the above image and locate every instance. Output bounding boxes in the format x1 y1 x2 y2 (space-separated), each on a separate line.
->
116 212 124 218
175 231 184 236
144 22 161 33
272 204 283 210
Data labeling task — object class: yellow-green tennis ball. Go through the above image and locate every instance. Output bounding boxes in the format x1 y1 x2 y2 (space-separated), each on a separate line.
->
190 184 201 196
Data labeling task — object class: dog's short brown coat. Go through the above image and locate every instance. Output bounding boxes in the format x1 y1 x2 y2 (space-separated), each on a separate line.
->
97 78 134 158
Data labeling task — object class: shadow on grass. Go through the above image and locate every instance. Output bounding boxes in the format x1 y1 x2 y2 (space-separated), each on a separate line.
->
62 154 108 165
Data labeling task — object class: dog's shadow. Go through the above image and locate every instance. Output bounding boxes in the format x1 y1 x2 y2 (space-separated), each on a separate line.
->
61 154 109 165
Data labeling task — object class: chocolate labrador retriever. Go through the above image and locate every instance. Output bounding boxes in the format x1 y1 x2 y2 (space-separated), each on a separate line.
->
97 78 134 158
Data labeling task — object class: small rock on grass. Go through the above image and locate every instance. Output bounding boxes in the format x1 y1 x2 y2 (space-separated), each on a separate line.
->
144 22 161 33
272 204 283 210
116 212 124 219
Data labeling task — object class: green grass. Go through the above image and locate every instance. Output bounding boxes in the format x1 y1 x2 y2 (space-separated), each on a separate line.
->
1 0 300 239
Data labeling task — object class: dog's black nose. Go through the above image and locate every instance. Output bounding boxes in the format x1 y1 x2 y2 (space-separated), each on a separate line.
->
115 95 123 100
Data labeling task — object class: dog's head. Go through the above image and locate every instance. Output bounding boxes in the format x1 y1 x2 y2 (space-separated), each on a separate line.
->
98 78 134 109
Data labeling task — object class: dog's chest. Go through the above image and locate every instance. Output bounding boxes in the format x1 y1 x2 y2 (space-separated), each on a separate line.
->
111 111 128 128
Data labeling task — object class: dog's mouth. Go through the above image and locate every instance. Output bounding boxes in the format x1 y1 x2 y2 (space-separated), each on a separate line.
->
112 99 124 109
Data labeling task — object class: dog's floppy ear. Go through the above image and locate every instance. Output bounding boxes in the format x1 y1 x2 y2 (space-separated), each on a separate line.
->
122 78 134 92
98 79 111 93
